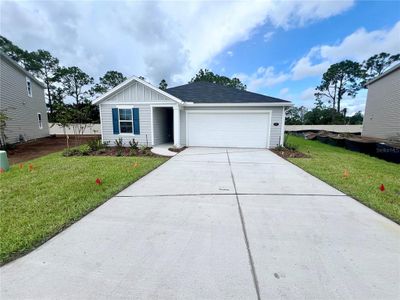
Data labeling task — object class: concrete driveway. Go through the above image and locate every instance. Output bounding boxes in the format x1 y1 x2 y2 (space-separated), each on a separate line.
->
1 148 399 299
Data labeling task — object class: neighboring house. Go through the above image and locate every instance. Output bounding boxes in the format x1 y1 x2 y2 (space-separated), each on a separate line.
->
362 63 400 141
0 51 49 144
94 77 292 148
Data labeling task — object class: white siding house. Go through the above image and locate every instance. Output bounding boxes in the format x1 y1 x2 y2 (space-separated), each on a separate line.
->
94 77 292 149
0 52 49 144
362 64 400 141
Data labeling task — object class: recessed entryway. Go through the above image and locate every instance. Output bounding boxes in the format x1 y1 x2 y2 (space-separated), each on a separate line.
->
152 107 174 145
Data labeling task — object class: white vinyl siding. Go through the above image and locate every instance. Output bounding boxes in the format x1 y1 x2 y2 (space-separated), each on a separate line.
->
362 67 400 140
99 80 178 146
103 81 177 105
0 55 49 144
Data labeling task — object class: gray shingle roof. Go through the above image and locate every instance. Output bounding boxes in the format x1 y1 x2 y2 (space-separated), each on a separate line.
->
166 81 290 103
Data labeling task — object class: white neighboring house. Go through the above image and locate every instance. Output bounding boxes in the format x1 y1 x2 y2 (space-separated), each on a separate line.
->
93 77 292 149
0 51 49 144
362 63 400 141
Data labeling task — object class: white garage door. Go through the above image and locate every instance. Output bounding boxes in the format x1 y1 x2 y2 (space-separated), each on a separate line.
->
186 110 270 148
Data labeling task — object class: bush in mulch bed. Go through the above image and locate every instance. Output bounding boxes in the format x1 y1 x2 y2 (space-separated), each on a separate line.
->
62 138 157 157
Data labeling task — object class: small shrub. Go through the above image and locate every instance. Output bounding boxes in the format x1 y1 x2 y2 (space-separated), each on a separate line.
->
62 148 81 157
128 139 139 151
78 144 91 155
115 138 124 148
87 139 108 151
284 134 298 151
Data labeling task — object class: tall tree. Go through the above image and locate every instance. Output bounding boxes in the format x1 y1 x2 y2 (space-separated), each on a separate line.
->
28 50 60 115
190 69 247 90
91 71 126 96
0 36 27 64
285 106 308 125
315 60 363 114
55 66 94 105
361 52 400 81
159 79 168 90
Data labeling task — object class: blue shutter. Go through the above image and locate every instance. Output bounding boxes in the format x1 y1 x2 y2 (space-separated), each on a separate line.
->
133 108 140 135
112 108 119 134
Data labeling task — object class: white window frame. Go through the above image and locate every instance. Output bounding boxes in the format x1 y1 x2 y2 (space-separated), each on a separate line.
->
118 108 133 134
37 113 43 129
26 77 32 97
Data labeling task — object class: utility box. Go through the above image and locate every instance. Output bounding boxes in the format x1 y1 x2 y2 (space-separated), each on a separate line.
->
0 150 10 171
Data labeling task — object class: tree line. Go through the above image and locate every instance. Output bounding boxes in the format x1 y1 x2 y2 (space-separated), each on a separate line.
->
1 36 248 126
0 36 171 124
286 52 400 125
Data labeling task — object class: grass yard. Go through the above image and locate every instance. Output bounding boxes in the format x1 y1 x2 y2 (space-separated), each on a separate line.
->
286 135 400 224
0 153 167 264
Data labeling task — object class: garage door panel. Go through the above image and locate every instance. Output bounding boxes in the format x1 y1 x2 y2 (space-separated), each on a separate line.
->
187 111 270 148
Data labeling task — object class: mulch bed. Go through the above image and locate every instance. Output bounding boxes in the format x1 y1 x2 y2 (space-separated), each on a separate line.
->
80 147 157 157
6 135 100 165
168 146 187 153
271 148 310 159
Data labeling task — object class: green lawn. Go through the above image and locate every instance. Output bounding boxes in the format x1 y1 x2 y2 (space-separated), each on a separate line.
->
0 153 167 264
286 135 400 224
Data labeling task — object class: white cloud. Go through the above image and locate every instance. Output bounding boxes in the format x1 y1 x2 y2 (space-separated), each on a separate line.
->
291 54 330 80
296 87 321 108
319 22 400 61
263 31 275 42
0 0 354 86
234 66 290 90
279 87 289 97
227 51 234 57
291 21 400 80
266 0 354 29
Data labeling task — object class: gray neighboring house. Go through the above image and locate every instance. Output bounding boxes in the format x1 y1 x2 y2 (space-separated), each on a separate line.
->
0 52 49 144
94 77 292 149
362 63 400 141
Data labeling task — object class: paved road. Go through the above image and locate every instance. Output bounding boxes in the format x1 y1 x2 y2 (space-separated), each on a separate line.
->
1 148 399 299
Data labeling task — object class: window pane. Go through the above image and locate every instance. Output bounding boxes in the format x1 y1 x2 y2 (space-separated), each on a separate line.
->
119 109 132 121
120 121 133 133
37 114 42 128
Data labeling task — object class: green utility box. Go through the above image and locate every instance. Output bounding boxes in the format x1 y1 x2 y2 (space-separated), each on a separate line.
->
0 150 10 171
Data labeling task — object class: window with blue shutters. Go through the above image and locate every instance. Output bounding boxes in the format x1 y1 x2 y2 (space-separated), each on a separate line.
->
118 109 133 133
112 108 140 135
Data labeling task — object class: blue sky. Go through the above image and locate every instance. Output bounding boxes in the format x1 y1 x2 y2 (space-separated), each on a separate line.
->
1 0 399 114
213 1 400 113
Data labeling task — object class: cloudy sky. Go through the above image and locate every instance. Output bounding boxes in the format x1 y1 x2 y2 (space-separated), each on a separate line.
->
1 0 399 114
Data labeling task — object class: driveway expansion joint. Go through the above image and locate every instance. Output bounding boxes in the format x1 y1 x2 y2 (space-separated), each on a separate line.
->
226 149 261 300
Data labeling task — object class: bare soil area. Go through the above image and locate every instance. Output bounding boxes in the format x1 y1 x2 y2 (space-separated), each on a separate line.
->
6 135 99 165
271 148 310 159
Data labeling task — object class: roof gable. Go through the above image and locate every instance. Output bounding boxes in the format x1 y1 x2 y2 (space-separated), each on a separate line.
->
93 76 183 104
166 81 291 104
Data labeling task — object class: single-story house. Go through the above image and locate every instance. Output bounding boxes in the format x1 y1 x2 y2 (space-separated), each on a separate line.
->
362 63 400 141
93 77 292 148
0 51 49 144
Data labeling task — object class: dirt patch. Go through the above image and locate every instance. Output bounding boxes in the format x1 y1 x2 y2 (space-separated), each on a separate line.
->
6 135 100 165
271 148 310 159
